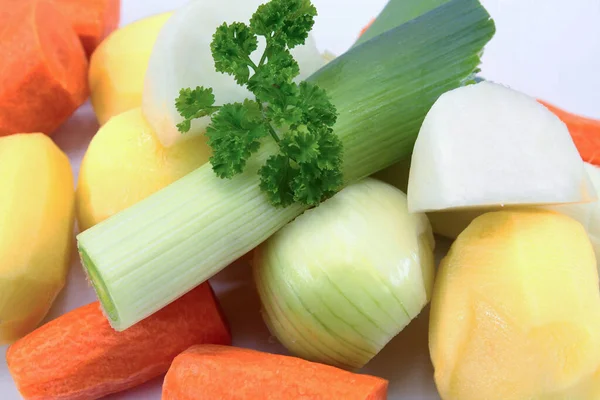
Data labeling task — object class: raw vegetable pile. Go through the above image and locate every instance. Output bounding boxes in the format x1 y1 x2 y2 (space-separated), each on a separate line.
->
2 0 600 399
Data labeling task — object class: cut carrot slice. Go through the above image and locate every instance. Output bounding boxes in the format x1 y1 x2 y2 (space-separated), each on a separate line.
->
162 345 388 400
359 18 375 37
52 0 121 57
0 0 88 137
7 283 231 400
539 100 600 167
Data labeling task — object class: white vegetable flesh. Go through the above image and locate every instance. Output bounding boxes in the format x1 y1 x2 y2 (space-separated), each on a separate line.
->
407 81 596 213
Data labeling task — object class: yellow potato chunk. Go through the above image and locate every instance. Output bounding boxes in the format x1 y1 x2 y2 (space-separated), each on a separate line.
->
430 209 600 400
89 12 172 125
0 134 75 344
76 107 210 231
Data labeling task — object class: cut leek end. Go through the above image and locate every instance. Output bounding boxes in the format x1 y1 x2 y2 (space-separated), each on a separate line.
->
79 246 120 327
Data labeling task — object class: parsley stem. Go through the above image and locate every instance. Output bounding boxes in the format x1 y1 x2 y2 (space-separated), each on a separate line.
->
195 106 220 118
258 45 270 67
246 57 259 72
259 32 281 67
267 124 281 143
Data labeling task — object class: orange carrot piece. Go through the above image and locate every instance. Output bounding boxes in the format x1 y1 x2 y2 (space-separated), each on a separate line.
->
6 283 231 400
0 0 89 137
539 100 600 166
52 0 121 57
359 18 375 37
162 345 388 400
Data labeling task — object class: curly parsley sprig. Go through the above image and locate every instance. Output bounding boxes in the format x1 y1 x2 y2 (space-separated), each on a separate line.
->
175 0 343 208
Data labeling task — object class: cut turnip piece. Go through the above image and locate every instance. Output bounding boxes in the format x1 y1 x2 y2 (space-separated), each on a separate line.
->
142 0 326 148
407 81 596 213
547 163 600 236
579 164 600 242
427 163 600 273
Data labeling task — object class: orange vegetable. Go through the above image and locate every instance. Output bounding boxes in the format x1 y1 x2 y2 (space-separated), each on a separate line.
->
52 0 121 57
162 345 388 400
539 100 600 166
359 18 375 37
0 0 89 137
6 283 231 400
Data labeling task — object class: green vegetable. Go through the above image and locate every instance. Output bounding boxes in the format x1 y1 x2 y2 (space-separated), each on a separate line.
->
77 0 495 331
254 178 435 370
355 0 449 46
175 0 342 207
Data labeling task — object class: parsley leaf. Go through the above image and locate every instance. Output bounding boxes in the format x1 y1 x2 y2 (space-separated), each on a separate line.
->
176 0 342 208
293 162 343 206
250 48 300 89
281 127 320 163
315 127 343 171
250 0 317 49
211 22 258 84
259 155 298 207
297 81 338 129
206 100 268 178
175 87 218 133
263 83 303 128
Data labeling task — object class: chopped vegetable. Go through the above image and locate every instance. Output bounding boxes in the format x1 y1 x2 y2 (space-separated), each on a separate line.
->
142 0 326 148
0 134 74 344
358 18 374 38
425 163 600 270
379 94 600 268
539 100 600 167
76 107 210 231
175 0 342 207
89 12 173 125
354 0 448 46
162 344 388 400
254 178 435 370
407 81 596 213
52 0 120 57
0 0 89 136
6 283 231 400
77 0 495 331
430 210 600 400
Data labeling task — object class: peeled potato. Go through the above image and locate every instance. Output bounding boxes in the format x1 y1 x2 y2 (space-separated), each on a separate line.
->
430 209 600 400
89 12 172 125
0 134 75 344
76 107 210 231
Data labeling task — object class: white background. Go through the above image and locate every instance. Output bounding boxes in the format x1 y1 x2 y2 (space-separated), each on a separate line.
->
1 0 599 399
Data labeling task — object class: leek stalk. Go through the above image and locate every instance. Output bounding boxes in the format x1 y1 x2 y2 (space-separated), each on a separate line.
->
354 0 449 46
78 0 495 331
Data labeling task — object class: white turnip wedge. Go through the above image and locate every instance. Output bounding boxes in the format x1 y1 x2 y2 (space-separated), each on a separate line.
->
142 0 326 147
428 162 600 269
407 81 596 213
